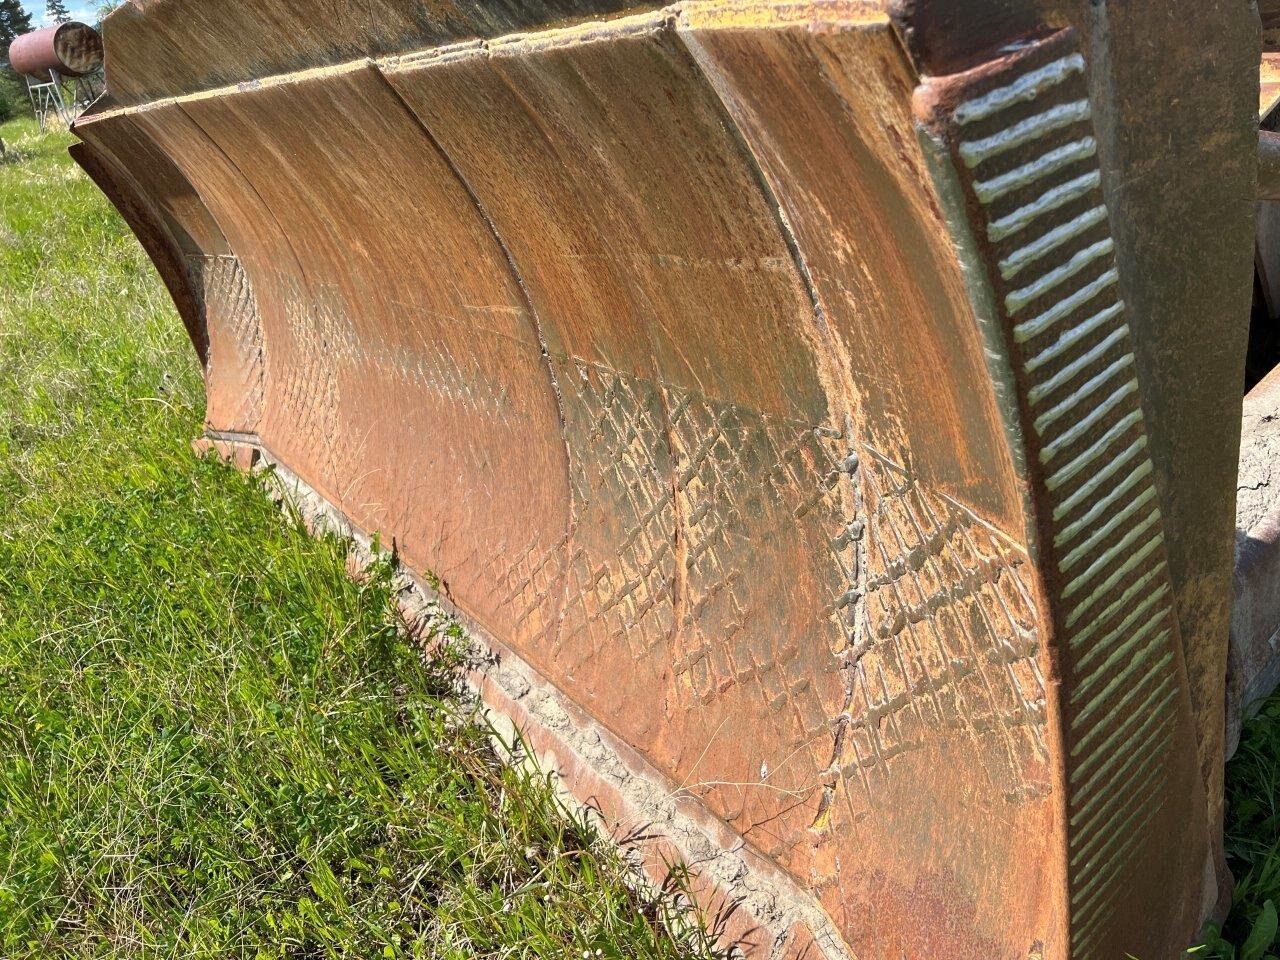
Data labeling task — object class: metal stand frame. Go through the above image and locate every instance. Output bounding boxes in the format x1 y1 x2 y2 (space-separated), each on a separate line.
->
25 73 71 131
25 68 104 132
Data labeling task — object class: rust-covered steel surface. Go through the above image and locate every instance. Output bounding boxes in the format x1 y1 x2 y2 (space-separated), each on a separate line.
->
73 1 1262 957
8 22 103 79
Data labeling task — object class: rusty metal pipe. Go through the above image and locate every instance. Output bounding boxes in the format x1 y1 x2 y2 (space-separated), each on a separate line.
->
8 22 103 79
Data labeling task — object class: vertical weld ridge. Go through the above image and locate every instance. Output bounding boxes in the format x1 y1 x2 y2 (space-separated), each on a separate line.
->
675 16 868 805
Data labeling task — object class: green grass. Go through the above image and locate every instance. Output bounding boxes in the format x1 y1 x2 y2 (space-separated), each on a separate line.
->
0 110 1278 959
0 115 718 959
1199 695 1280 960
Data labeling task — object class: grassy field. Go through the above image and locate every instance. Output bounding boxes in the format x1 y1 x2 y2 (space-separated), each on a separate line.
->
0 112 1277 959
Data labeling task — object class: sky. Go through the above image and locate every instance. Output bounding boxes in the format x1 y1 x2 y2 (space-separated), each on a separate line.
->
20 2 101 28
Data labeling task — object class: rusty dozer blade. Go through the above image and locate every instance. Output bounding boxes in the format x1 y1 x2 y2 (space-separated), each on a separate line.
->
70 0 1265 957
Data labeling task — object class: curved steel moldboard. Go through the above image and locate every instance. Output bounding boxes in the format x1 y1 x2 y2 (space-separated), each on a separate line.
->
72 1 1256 957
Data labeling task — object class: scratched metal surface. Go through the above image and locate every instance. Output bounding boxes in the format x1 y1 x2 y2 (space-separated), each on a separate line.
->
97 0 664 106
678 10 1056 954
72 1 1257 957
